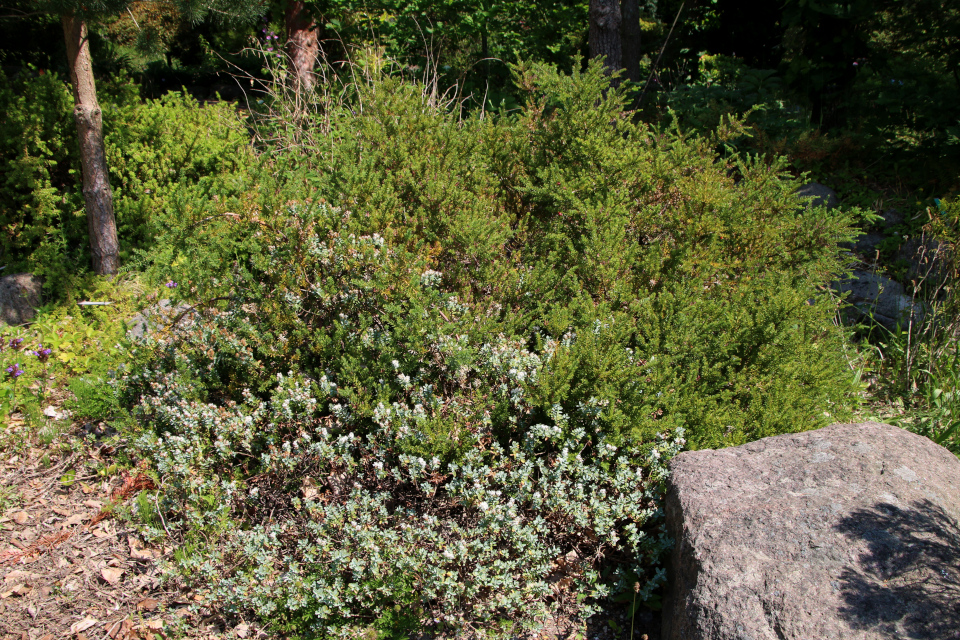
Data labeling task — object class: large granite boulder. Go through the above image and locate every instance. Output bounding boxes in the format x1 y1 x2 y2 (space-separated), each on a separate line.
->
0 273 42 325
662 422 960 640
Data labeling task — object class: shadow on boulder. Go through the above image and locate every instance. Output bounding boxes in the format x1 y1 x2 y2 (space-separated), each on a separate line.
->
834 498 960 639
833 270 925 332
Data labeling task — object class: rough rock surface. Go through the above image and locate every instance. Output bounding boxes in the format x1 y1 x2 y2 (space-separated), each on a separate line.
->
898 236 947 283
880 208 904 228
662 422 960 640
848 231 885 257
126 299 193 340
0 272 42 325
833 270 924 330
797 182 840 209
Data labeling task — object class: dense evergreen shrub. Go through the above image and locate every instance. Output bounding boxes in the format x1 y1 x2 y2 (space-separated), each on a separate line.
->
124 60 859 636
0 69 249 294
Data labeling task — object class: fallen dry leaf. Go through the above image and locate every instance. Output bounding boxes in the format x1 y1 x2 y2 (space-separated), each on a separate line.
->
92 528 111 538
80 483 94 494
83 499 104 510
234 623 250 638
63 513 87 527
43 405 63 419
105 619 133 639
101 567 124 585
11 512 28 524
141 618 164 632
137 598 159 611
0 584 31 598
129 537 159 560
3 570 41 583
70 616 99 634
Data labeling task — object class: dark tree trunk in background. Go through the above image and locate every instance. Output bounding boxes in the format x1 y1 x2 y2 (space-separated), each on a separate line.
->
62 13 119 276
285 0 319 92
620 0 642 82
590 0 622 83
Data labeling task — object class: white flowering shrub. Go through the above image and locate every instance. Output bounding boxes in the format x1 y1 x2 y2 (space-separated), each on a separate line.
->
126 59 859 637
128 300 684 637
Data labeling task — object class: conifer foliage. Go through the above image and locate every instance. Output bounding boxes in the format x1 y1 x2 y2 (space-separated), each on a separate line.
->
122 60 859 637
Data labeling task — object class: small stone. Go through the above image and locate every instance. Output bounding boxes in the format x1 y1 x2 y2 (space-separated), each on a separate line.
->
0 273 42 326
797 182 840 210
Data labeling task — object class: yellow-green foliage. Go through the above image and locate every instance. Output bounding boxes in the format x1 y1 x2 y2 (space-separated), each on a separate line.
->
120 60 861 636
0 69 249 293
0 278 136 424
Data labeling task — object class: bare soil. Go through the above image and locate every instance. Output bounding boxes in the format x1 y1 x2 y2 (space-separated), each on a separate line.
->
0 418 225 640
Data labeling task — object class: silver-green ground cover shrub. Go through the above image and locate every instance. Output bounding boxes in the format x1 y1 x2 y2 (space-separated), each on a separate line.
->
130 312 683 636
122 60 861 636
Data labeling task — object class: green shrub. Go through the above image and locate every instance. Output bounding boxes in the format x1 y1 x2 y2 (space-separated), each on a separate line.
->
0 67 84 290
105 89 252 261
0 69 250 296
123 59 859 636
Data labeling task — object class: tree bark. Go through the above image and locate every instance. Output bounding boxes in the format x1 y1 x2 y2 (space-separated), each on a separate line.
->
62 13 119 276
620 0 642 83
589 0 622 82
285 0 320 93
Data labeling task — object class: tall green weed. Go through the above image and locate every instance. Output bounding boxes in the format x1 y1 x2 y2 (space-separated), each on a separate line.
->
870 198 960 454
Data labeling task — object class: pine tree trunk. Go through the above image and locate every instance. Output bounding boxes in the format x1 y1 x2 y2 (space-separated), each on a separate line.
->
590 0 622 82
620 0 642 83
285 0 319 93
62 13 119 276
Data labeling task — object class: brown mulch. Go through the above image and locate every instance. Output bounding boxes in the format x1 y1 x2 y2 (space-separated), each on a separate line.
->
0 418 232 640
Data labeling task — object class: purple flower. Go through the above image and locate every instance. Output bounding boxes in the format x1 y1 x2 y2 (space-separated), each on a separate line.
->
8 338 22 350
267 47 274 52
5 363 23 379
166 281 178 288
31 345 52 362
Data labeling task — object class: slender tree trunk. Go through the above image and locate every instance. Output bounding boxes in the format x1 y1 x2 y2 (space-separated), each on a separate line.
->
285 0 319 93
589 0 622 83
620 0 641 83
62 13 119 276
